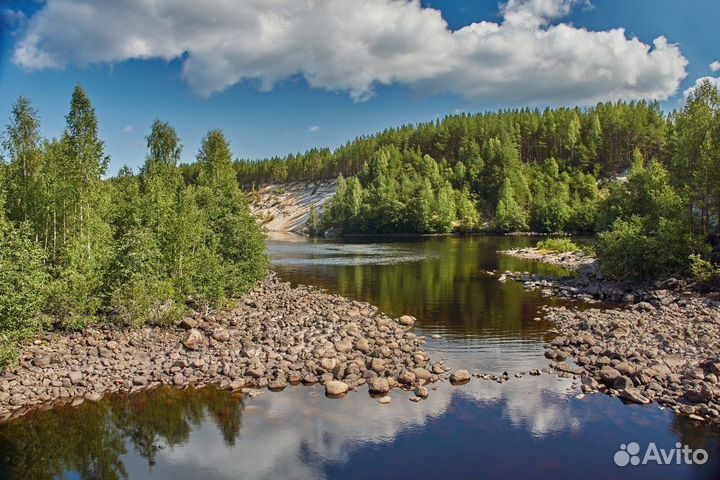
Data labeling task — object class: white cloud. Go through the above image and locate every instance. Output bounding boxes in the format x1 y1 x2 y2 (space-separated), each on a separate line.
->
711 61 720 72
121 124 134 133
307 125 321 133
683 76 720 98
12 0 687 105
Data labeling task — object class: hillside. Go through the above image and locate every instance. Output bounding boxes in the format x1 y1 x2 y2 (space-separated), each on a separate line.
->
250 179 336 234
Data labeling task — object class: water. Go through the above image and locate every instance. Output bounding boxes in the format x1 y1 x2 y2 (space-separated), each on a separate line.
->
1 235 719 480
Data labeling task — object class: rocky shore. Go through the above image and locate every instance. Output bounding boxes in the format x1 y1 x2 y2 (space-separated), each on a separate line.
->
503 247 720 423
0 274 455 423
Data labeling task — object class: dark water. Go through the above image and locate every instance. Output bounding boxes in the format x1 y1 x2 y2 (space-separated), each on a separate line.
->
2 235 719 480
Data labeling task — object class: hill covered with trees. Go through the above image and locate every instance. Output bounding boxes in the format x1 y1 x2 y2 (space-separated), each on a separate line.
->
0 86 267 366
230 81 720 281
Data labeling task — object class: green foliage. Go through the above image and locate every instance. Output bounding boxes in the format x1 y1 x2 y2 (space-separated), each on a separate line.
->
596 216 698 281
305 205 322 236
322 146 481 234
0 88 267 367
536 238 581 253
689 254 720 283
0 221 49 368
496 178 528 232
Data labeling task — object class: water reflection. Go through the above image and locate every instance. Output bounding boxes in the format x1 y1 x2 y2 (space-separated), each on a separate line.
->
0 387 244 480
2 377 719 480
1 235 720 479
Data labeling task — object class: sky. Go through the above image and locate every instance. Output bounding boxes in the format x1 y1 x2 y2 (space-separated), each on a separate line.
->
0 0 718 174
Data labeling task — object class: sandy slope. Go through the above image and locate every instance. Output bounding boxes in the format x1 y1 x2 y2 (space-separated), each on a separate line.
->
249 179 336 234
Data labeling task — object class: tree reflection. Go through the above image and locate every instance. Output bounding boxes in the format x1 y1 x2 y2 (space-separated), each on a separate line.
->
0 386 244 480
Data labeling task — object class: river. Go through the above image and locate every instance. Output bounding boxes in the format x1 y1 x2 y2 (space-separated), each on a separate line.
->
1 235 719 479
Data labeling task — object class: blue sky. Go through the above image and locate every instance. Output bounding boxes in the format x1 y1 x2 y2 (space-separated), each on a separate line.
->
0 0 718 174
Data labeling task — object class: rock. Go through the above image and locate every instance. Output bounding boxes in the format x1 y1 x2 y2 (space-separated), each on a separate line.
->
619 388 651 405
132 376 148 386
354 338 370 353
229 379 245 391
450 369 471 384
599 366 621 385
377 396 391 404
398 371 416 385
414 386 429 398
33 356 51 368
325 381 349 396
183 329 204 350
370 358 387 373
368 377 390 394
335 340 352 353
85 392 103 402
172 373 185 386
398 315 416 327
613 376 633 390
412 367 432 381
180 317 198 330
320 358 337 371
211 328 230 342
67 371 83 385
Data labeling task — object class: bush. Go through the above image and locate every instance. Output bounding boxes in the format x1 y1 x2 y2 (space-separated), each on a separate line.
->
689 254 720 282
596 217 699 281
0 221 49 367
536 238 581 253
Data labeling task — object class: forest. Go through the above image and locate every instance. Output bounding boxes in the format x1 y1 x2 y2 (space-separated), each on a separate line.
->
0 86 267 366
231 81 720 283
2 82 720 367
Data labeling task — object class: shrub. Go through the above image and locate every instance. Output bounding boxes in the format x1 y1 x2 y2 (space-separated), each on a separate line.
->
596 217 699 281
0 221 49 367
536 238 581 253
689 254 720 282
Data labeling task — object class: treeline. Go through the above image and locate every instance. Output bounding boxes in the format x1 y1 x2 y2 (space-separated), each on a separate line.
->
233 100 668 184
0 86 267 366
243 82 720 282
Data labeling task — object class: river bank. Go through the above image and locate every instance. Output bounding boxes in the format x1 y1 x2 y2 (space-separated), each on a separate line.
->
502 247 720 423
0 274 454 423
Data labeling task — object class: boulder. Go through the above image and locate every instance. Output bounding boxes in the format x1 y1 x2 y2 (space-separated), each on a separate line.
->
183 329 204 350
325 380 349 396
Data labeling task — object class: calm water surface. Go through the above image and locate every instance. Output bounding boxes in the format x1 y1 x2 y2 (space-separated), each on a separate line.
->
1 235 719 480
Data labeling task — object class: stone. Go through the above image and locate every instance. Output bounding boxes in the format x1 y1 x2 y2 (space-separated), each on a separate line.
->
450 369 471 384
67 371 83 385
354 338 370 353
334 340 352 353
398 371 416 385
613 376 634 390
33 356 51 368
398 315 416 327
370 358 387 373
599 366 621 385
212 328 230 342
85 391 103 402
412 367 432 381
180 317 198 330
172 373 185 386
377 396 391 404
414 386 429 398
368 377 390 394
619 388 651 405
132 376 148 386
321 358 337 371
183 329 204 350
325 380 349 396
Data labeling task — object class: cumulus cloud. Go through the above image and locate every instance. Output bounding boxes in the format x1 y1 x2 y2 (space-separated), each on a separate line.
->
683 76 720 98
11 0 687 104
711 61 720 72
